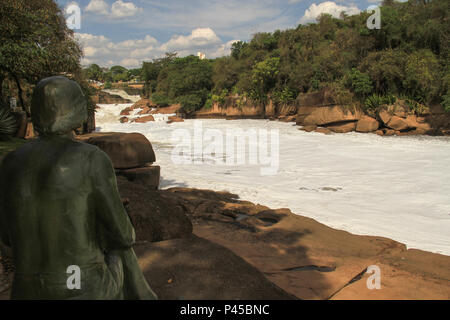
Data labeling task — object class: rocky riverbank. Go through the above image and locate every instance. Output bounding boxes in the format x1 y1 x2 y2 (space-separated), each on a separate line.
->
121 89 450 136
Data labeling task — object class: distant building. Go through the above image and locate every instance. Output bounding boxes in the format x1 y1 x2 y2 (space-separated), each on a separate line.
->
197 52 206 60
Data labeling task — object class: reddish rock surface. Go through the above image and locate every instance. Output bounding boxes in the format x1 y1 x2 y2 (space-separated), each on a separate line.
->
167 116 184 124
327 121 357 133
166 188 450 300
137 107 152 115
297 106 362 127
119 116 129 123
133 115 155 123
386 116 409 131
356 116 380 133
315 127 332 135
299 125 317 132
150 104 182 115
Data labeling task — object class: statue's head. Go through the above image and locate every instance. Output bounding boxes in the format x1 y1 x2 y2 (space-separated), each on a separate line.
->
31 76 87 135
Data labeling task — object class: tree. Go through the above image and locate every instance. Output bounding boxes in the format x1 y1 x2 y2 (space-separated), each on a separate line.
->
344 68 373 98
250 57 280 101
0 0 82 114
84 64 103 82
154 55 213 113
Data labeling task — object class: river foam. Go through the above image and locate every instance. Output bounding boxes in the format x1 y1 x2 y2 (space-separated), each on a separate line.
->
95 104 450 255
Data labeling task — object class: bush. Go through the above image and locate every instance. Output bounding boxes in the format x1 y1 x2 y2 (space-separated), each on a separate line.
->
344 68 373 98
0 106 18 141
177 93 204 113
151 93 170 107
363 94 396 113
442 93 450 113
104 81 112 89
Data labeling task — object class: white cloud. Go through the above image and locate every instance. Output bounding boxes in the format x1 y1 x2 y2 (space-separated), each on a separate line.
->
299 1 361 24
111 0 142 18
85 0 109 15
160 28 221 52
85 0 142 19
75 28 233 68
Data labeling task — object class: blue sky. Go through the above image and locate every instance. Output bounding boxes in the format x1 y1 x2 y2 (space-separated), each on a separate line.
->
55 0 386 68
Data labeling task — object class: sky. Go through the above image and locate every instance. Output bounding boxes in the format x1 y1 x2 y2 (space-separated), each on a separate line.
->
55 0 388 68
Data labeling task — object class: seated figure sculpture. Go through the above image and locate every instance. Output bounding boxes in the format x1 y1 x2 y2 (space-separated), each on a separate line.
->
0 76 157 300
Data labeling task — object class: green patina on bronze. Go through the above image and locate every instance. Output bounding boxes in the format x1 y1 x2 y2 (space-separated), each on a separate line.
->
0 76 157 300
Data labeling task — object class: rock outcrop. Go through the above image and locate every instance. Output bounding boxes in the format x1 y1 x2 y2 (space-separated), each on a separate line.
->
296 106 362 127
92 90 132 104
133 115 155 123
167 116 184 124
77 132 155 169
166 188 450 300
117 177 192 242
356 116 379 133
76 132 160 189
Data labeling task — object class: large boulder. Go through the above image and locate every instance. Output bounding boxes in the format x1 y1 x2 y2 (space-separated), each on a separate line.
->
77 132 156 169
386 116 409 131
327 121 357 133
297 106 362 126
117 177 193 243
356 116 380 133
116 166 160 190
378 109 393 125
296 88 335 107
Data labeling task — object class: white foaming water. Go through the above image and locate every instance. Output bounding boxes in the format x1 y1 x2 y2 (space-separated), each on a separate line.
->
96 104 450 255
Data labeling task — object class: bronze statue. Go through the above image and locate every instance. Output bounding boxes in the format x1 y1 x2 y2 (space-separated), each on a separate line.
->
0 76 157 300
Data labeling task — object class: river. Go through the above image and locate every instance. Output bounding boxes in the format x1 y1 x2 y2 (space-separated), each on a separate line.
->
95 103 450 256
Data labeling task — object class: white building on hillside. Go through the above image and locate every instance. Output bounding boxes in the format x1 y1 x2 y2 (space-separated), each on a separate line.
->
197 52 206 60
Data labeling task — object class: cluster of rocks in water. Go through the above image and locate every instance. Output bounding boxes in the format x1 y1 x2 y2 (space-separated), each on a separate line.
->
118 99 184 124
296 103 436 136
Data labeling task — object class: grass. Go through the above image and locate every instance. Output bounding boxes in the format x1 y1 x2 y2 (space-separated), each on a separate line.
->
0 138 27 164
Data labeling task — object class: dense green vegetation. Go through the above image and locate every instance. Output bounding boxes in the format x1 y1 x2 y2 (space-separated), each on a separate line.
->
83 64 142 84
137 0 449 114
0 0 94 120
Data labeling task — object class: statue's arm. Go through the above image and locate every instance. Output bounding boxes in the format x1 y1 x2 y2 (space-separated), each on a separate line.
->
90 149 135 250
